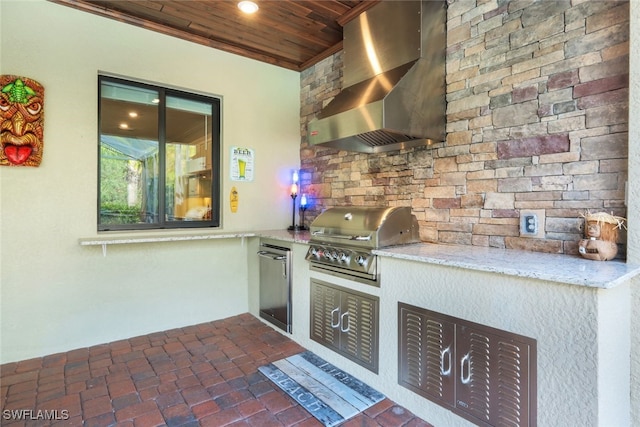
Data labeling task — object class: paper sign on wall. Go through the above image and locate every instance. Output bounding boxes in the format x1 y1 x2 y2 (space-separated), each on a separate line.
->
230 186 238 213
230 146 254 181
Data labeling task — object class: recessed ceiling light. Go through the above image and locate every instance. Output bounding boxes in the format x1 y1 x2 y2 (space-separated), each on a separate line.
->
238 1 258 14
128 111 138 118
119 123 129 130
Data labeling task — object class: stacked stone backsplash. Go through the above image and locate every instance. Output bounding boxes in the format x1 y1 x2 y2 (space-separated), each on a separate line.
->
300 0 629 255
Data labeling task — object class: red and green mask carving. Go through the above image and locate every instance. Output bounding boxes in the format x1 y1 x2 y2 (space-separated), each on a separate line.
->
0 75 44 166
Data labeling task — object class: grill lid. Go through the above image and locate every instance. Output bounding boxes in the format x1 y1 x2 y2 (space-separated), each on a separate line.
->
309 206 420 249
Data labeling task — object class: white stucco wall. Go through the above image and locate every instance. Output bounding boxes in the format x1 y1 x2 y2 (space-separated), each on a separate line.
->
0 0 300 363
288 257 630 427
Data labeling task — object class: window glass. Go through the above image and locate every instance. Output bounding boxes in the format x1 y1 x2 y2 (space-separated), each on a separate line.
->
98 77 220 230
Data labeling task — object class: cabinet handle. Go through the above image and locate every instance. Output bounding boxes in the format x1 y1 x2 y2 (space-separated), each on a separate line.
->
257 251 286 261
331 308 340 328
440 346 452 376
282 261 287 279
460 353 471 385
340 311 350 332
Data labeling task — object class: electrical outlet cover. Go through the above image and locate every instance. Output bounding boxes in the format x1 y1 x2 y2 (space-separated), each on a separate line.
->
520 209 545 238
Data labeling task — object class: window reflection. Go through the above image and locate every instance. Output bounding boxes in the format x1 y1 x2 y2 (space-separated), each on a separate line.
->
166 96 213 222
99 81 160 226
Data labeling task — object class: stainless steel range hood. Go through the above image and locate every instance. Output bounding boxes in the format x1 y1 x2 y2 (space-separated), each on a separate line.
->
308 1 446 154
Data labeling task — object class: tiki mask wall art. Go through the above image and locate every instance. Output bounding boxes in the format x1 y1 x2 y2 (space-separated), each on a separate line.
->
0 75 45 167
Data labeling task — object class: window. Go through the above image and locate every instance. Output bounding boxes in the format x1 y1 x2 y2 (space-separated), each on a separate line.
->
98 76 220 231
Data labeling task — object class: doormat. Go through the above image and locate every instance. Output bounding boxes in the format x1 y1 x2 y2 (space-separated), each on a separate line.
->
258 351 385 427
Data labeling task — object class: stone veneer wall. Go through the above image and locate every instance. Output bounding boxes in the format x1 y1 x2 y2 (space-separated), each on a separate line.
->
300 0 629 255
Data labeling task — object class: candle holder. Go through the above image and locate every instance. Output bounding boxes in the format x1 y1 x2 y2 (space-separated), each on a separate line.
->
287 192 298 231
299 204 308 231
287 170 300 231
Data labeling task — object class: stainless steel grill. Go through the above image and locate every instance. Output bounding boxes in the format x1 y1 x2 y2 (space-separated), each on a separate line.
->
305 206 420 284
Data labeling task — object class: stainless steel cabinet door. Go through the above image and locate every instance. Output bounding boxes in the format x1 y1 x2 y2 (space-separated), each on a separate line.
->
310 280 341 349
258 243 291 333
341 290 378 372
398 303 455 407
398 303 536 427
310 279 379 373
456 324 534 427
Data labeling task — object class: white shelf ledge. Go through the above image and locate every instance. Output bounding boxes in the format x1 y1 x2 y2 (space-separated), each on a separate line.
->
79 232 257 256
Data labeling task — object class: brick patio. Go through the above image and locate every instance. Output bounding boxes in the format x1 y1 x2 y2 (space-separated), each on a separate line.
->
0 313 432 426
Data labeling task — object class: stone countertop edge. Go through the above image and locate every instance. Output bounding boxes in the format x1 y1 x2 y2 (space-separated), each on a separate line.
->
257 229 311 244
373 243 640 289
78 229 311 246
78 232 258 245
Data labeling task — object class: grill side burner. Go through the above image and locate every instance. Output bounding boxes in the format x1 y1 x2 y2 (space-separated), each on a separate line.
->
306 206 420 285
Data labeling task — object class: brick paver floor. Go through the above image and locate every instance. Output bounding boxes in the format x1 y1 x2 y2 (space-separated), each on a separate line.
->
1 313 432 426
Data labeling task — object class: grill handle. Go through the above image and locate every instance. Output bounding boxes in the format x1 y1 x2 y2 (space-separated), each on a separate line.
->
311 231 371 241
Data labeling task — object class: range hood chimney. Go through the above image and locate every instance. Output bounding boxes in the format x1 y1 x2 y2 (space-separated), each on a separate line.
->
308 1 446 153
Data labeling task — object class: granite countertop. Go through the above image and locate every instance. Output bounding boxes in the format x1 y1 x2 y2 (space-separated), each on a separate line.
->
257 229 311 244
374 243 640 289
257 231 639 289
79 229 311 247
79 229 639 288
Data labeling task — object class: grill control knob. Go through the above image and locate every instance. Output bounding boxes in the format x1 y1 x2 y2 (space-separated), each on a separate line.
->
339 252 348 262
355 255 367 266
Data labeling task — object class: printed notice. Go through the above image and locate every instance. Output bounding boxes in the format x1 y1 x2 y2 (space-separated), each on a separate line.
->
230 147 254 181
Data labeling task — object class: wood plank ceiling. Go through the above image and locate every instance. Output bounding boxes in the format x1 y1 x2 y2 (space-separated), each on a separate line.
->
49 0 379 71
